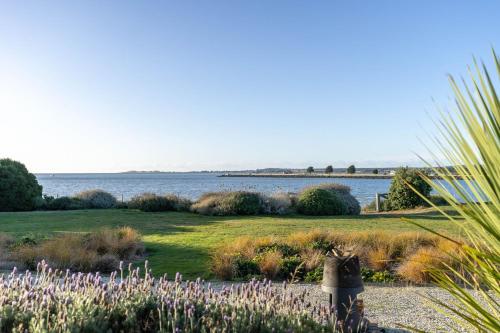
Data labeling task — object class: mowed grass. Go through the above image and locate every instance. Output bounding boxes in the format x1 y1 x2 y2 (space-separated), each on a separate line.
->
0 208 460 279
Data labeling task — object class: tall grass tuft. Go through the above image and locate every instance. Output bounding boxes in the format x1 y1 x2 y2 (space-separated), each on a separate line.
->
408 50 500 331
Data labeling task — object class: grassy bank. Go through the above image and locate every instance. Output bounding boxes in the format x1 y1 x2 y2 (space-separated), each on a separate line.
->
0 208 460 278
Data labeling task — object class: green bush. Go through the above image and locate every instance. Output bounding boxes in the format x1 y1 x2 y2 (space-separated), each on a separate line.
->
299 184 360 215
0 159 42 211
279 256 304 280
75 189 117 209
45 196 84 210
128 193 191 212
347 165 356 174
325 165 333 173
373 169 379 174
296 188 345 215
191 191 262 216
306 166 314 173
385 167 432 210
129 193 173 212
233 256 260 279
304 266 323 283
164 194 192 212
361 268 395 283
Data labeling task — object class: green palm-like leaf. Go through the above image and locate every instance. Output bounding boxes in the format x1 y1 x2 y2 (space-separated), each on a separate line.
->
411 50 500 332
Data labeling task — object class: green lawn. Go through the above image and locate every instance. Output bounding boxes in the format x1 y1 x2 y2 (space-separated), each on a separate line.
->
0 209 460 278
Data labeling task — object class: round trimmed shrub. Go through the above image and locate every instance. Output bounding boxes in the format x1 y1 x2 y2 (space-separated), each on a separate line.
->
218 191 262 215
75 189 117 209
0 159 42 211
385 167 432 210
129 193 173 212
297 188 345 215
301 184 360 215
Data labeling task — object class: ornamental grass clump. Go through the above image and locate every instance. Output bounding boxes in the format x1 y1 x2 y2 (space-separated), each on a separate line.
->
212 230 462 283
0 261 339 332
13 227 144 272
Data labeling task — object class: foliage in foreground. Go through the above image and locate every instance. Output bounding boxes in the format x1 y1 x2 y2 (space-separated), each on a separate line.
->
0 159 42 212
211 229 461 283
410 51 500 331
0 262 338 333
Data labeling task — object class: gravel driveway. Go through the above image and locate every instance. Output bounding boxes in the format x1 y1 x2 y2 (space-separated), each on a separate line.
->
212 282 478 333
292 283 474 332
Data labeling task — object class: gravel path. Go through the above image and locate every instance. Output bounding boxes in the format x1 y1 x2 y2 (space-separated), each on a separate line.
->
211 282 478 333
289 283 473 332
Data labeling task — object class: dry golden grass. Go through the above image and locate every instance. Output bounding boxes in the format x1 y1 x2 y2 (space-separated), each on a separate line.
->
212 229 462 283
12 227 143 272
286 229 329 247
396 247 447 284
301 248 324 270
210 252 234 280
367 247 391 271
0 233 13 250
258 251 282 279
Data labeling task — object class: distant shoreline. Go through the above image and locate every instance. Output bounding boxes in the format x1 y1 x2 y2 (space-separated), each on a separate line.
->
218 173 394 179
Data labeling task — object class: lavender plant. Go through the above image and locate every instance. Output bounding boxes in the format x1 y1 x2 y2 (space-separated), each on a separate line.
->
0 261 341 332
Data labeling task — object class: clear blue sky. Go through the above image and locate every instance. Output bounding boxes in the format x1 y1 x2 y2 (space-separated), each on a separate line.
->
1 1 498 172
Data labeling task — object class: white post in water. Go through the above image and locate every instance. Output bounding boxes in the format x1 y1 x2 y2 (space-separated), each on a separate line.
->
375 193 380 212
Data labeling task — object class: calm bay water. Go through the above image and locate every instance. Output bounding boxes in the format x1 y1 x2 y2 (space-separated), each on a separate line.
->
36 173 392 206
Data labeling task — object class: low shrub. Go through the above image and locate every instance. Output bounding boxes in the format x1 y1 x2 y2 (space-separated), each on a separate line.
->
0 262 338 332
296 188 345 215
192 191 262 216
13 227 144 272
129 193 192 212
297 183 361 215
261 192 293 215
40 196 84 210
129 193 173 212
75 189 117 209
165 194 192 211
212 230 462 284
361 268 395 283
385 167 432 210
312 183 361 215
304 266 323 282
